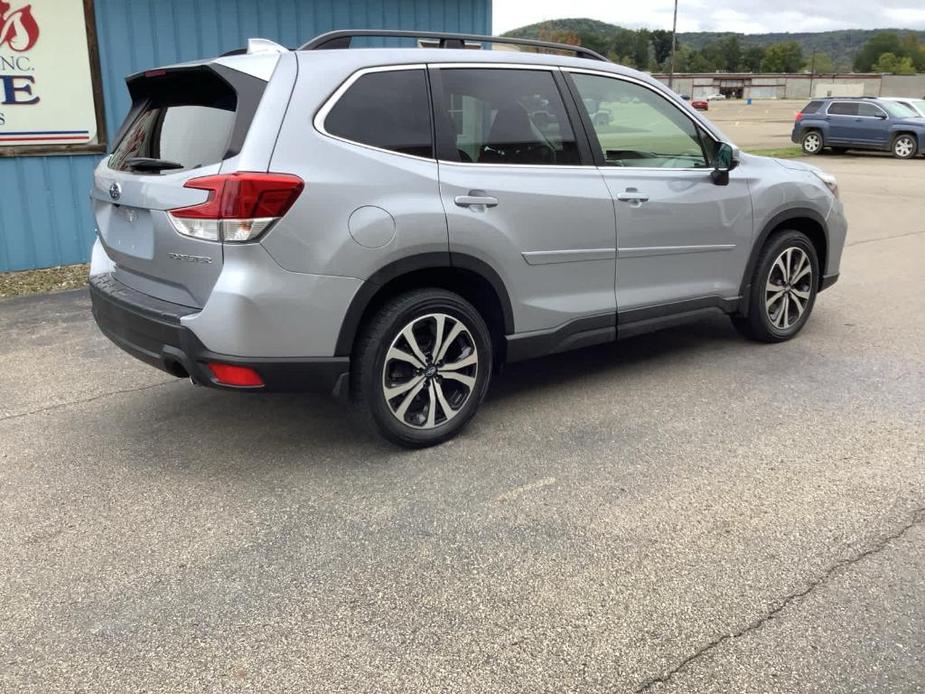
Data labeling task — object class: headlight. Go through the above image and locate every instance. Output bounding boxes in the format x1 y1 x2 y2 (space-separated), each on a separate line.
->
812 170 839 199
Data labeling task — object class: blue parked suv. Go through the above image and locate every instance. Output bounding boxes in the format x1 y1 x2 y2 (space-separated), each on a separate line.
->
792 97 925 159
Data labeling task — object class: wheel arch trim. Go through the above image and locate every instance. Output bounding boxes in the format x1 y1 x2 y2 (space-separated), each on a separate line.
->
334 252 515 357
739 207 830 312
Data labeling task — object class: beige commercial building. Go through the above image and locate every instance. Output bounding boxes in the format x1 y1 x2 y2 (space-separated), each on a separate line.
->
654 73 925 99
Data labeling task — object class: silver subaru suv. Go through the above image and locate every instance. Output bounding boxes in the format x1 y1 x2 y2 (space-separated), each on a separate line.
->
89 31 846 447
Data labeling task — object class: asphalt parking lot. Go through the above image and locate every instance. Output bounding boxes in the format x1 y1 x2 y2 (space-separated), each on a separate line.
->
2 151 924 693
705 98 808 150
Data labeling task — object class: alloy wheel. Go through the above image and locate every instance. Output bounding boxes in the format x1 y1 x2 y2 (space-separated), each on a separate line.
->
765 247 813 330
381 313 479 429
802 132 821 154
894 136 915 158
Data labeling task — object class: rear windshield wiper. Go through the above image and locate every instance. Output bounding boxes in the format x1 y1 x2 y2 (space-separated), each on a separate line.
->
125 157 185 172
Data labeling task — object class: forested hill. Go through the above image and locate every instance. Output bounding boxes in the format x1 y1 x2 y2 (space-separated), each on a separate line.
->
503 18 925 70
680 29 925 67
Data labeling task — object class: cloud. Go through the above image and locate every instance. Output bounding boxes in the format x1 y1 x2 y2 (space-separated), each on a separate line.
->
493 0 925 34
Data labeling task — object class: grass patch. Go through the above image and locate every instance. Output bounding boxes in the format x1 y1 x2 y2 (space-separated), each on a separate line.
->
0 264 89 299
746 146 805 159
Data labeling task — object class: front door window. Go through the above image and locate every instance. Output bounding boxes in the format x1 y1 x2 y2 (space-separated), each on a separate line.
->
569 73 710 169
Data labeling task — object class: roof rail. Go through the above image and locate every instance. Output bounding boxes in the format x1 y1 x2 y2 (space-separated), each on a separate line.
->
298 29 609 62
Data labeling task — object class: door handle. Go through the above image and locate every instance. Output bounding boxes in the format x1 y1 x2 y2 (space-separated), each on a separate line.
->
455 191 498 208
616 191 649 204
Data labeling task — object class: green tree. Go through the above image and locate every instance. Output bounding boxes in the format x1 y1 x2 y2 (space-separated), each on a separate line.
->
761 41 803 72
650 29 674 65
674 46 713 73
502 19 925 74
872 52 917 75
805 51 834 74
899 32 925 71
632 29 653 69
537 28 582 49
615 27 654 66
740 46 765 72
699 41 725 71
854 31 903 71
716 35 742 71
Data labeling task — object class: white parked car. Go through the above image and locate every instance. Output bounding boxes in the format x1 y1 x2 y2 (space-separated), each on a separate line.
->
880 97 925 117
705 93 727 101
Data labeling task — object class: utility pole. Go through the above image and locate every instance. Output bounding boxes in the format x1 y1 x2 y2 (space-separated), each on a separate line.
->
668 0 678 90
808 48 816 99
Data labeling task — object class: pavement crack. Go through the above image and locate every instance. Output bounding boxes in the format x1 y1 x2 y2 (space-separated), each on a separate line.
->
633 506 925 693
846 229 925 247
0 381 177 423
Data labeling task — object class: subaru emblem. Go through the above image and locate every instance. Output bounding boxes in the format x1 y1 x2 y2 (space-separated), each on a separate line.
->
109 182 121 201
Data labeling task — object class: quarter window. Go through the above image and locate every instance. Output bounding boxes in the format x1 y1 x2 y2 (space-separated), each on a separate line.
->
570 73 709 168
436 68 580 165
324 69 433 158
801 100 824 114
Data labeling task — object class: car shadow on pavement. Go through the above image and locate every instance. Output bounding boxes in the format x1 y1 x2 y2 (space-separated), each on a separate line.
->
488 314 741 405
819 150 895 160
95 314 744 464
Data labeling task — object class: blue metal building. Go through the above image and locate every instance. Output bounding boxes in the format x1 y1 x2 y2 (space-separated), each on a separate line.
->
0 0 491 272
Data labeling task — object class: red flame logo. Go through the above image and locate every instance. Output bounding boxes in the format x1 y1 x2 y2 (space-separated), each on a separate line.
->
0 2 39 52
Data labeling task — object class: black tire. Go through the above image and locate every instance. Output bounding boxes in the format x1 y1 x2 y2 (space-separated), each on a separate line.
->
891 134 918 160
732 230 820 343
800 130 823 155
351 288 493 448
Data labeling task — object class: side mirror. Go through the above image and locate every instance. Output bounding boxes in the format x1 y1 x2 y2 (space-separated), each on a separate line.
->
711 141 739 186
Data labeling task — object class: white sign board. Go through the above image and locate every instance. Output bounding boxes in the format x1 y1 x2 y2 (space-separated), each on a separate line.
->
0 0 102 149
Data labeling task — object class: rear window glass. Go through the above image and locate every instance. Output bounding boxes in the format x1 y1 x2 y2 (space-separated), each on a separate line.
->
827 102 858 116
801 101 823 114
109 70 239 173
324 69 433 158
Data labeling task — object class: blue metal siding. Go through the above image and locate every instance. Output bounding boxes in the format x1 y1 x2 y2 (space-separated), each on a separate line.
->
0 0 490 272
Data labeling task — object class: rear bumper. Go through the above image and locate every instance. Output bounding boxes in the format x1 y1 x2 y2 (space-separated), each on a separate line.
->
89 273 349 394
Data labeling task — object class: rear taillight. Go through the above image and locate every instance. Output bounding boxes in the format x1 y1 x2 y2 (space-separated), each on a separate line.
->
168 172 304 243
795 111 804 122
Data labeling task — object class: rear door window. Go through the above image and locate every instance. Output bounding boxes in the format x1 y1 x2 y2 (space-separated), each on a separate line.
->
827 102 859 116
323 69 433 158
109 69 247 173
434 68 580 165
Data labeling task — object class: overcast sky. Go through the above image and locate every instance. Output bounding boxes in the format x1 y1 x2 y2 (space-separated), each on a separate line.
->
493 0 925 35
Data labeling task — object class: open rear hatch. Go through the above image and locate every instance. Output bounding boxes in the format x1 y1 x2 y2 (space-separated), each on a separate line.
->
92 65 267 308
